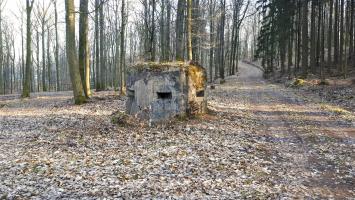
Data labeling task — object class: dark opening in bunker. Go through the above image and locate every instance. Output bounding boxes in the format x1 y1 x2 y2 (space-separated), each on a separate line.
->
196 90 205 97
157 92 172 99
128 89 135 97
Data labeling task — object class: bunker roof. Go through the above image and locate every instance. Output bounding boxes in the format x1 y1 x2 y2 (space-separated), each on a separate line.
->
129 61 204 72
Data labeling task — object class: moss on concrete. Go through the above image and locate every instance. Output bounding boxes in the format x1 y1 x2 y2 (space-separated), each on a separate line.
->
187 64 207 91
130 61 188 72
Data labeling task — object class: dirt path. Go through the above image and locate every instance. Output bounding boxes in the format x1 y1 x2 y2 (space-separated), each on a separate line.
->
0 63 354 199
210 62 355 198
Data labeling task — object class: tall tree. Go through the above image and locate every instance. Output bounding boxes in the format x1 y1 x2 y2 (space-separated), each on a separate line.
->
65 0 86 104
159 0 166 61
176 0 185 61
339 0 345 74
191 0 200 61
218 0 226 80
165 1 171 61
120 0 127 95
350 0 354 67
310 1 316 71
334 0 340 64
47 25 51 91
187 0 193 60
301 0 309 77
114 0 120 90
209 0 215 81
22 0 35 98
53 0 60 91
230 0 250 75
35 0 52 92
150 0 157 61
328 0 334 64
99 0 107 90
79 0 91 97
94 0 101 90
0 1 3 95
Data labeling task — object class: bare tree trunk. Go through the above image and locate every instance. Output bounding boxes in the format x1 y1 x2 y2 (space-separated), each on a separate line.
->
209 0 214 82
350 0 354 66
310 1 316 71
339 0 345 73
151 0 156 61
22 0 34 98
120 0 127 95
187 0 193 60
295 1 301 74
53 0 60 91
99 0 106 90
21 12 25 90
176 0 185 61
79 0 91 97
301 0 309 77
11 40 15 94
230 2 238 76
288 16 294 77
334 0 339 64
65 0 86 104
165 1 171 61
159 0 165 61
218 0 226 81
320 2 326 82
42 22 47 92
328 0 333 64
114 0 120 90
344 0 350 78
47 26 51 91
192 0 200 61
0 7 3 95
352 0 355 68
37 30 40 92
95 0 101 90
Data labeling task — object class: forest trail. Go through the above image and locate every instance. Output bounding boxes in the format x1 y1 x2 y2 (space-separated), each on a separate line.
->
210 62 355 198
0 62 354 198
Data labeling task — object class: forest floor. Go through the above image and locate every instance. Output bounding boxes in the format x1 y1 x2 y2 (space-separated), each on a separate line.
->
0 63 354 199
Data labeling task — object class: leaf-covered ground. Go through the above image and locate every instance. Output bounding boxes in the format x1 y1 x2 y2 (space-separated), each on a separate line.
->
0 63 354 199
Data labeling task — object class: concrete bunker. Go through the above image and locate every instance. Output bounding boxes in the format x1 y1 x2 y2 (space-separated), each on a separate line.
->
126 62 207 123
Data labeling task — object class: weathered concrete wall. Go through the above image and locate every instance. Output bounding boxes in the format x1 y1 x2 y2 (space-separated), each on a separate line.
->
126 62 207 123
